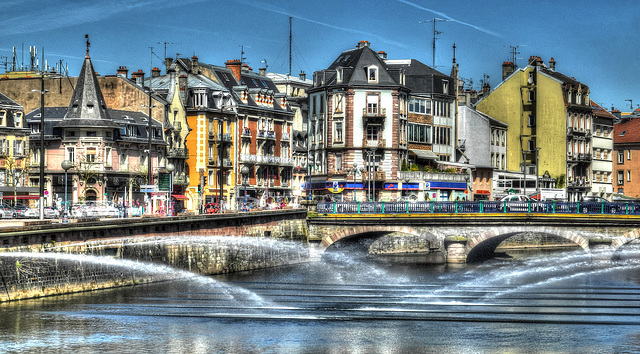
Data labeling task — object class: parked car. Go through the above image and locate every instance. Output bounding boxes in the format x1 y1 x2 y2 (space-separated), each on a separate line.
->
43 206 60 219
497 194 542 212
23 208 39 218
581 196 608 203
13 204 30 218
0 205 16 219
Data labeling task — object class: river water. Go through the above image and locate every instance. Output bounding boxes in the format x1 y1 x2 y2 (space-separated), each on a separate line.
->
2 246 640 353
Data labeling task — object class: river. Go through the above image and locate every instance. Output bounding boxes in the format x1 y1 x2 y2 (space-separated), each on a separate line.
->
1 246 640 353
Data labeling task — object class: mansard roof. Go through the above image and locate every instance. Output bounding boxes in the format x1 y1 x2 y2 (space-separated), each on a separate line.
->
64 53 110 120
385 59 454 95
318 41 401 87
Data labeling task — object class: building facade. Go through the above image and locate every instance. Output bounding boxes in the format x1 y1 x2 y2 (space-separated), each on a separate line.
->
590 100 615 200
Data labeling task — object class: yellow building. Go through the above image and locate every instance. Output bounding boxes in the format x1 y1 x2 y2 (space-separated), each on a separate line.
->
476 57 592 200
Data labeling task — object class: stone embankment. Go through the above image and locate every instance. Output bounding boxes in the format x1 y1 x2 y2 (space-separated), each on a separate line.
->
0 210 309 302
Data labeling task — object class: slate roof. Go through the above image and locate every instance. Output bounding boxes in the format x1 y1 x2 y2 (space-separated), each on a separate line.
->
320 41 400 87
386 59 454 95
65 53 110 120
0 92 22 109
591 100 616 120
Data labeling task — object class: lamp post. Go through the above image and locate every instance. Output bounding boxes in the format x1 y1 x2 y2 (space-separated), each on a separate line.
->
61 160 73 221
33 79 48 221
535 147 541 197
166 163 174 216
241 165 249 211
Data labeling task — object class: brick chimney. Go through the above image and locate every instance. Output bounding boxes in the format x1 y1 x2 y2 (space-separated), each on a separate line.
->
356 40 370 49
178 74 187 94
191 55 199 74
151 67 161 77
165 58 173 70
378 51 387 60
502 62 514 81
549 57 556 71
259 67 266 76
116 66 128 79
132 69 145 86
299 71 306 81
242 64 252 73
225 59 242 82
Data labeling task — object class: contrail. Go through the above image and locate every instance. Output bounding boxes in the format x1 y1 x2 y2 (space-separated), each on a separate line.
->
235 0 410 49
396 0 502 38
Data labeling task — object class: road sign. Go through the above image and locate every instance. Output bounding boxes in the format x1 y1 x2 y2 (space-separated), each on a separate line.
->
140 184 157 193
158 173 171 192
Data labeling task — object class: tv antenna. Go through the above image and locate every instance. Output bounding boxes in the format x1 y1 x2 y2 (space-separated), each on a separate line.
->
419 18 452 68
239 45 250 65
261 59 268 70
507 45 524 68
626 99 633 110
157 41 179 59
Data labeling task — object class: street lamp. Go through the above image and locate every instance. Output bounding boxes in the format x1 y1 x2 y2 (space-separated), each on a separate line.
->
241 165 249 211
32 80 48 221
61 160 73 220
166 163 174 216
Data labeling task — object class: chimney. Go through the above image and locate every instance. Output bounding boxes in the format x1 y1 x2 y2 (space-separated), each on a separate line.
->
482 82 491 96
299 71 306 81
528 56 543 67
356 40 370 49
165 57 173 70
225 59 242 82
259 67 266 76
549 57 556 71
502 62 514 81
242 64 252 73
151 67 161 77
132 69 145 86
178 74 187 93
116 66 128 79
378 51 387 60
191 55 199 74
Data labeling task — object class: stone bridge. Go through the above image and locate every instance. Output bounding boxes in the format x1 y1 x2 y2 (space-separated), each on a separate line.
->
307 213 640 262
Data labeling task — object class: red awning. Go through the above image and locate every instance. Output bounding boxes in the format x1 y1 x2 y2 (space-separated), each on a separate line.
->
2 195 39 200
171 194 188 200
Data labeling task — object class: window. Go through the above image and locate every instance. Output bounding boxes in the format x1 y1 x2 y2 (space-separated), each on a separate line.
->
618 170 624 185
367 94 378 115
65 130 75 137
336 153 342 172
367 66 378 83
336 68 343 84
334 94 344 114
528 114 536 127
407 123 432 144
528 139 536 151
86 131 96 137
408 97 431 114
442 80 449 93
86 147 96 163
627 150 632 160
366 125 379 141
334 121 343 143
66 147 75 162
618 150 624 164
628 170 632 182
603 149 609 160
528 90 535 102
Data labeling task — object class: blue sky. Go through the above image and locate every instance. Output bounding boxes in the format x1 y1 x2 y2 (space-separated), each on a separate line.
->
1 0 638 111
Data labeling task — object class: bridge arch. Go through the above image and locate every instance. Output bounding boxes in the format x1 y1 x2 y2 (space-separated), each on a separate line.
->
465 227 590 262
320 225 425 251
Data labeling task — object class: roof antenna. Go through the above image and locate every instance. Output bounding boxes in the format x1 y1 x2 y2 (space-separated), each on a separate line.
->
625 99 633 110
419 18 452 68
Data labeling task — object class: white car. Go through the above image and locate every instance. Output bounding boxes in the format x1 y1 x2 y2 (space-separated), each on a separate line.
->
23 208 39 218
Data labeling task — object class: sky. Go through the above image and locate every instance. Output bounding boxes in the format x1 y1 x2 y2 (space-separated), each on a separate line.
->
1 0 638 112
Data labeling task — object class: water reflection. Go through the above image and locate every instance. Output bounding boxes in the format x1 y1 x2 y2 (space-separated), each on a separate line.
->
2 247 640 352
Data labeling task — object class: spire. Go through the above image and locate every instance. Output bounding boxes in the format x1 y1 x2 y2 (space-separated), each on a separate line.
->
85 34 91 59
64 44 110 120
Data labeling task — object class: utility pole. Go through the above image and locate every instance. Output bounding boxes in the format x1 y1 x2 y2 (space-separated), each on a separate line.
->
419 18 452 68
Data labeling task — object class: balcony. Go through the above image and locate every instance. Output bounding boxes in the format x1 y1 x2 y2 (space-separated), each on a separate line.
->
174 121 182 131
282 133 290 140
242 128 251 137
223 158 232 167
362 107 386 125
240 154 258 163
173 175 188 185
257 130 276 140
577 153 592 162
167 147 188 159
362 138 386 148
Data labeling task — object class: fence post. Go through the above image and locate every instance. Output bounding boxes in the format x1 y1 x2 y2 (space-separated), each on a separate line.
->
406 202 409 214
382 202 385 214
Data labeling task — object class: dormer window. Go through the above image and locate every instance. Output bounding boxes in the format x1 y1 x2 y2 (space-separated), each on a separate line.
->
367 66 378 83
336 67 343 84
442 80 449 93
87 103 94 112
